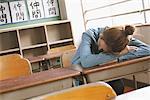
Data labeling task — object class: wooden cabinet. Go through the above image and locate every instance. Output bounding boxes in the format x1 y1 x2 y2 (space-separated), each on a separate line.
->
0 20 75 71
0 20 74 56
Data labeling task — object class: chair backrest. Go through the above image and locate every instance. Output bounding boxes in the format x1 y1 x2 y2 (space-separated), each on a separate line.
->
36 82 116 100
48 45 76 54
62 49 76 67
0 54 32 80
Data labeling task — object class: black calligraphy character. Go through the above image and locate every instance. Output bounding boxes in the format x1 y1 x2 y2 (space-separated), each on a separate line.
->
47 0 54 6
30 1 41 19
47 0 56 16
0 5 7 23
14 2 25 21
48 7 56 15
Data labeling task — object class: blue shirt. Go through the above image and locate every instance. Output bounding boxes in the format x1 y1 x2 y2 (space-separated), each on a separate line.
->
72 28 150 68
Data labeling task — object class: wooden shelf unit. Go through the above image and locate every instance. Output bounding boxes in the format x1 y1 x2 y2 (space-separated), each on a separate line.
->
0 20 75 59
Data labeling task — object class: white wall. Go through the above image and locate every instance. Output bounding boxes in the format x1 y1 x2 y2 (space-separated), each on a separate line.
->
136 25 150 44
64 0 86 48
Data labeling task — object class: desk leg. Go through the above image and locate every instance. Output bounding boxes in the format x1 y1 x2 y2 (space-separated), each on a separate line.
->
82 75 88 84
72 78 76 87
133 75 138 89
72 76 86 86
148 69 150 84
39 60 50 71
39 62 42 71
59 56 63 68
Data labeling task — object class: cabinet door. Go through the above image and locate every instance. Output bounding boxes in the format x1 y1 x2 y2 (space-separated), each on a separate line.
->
0 31 20 55
46 22 74 48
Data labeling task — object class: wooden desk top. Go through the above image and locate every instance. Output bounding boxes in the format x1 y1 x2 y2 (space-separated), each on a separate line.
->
27 52 62 63
27 45 76 63
0 68 80 94
27 56 45 63
114 86 150 100
83 56 150 74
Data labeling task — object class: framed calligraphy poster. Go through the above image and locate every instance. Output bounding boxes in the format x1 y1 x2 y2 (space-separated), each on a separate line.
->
42 0 59 18
27 0 44 20
9 0 28 23
0 2 11 25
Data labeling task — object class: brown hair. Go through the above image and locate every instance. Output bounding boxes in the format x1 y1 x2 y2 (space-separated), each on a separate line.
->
102 25 134 53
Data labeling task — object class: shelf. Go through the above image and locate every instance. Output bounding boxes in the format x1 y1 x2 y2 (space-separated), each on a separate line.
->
0 20 74 57
19 26 47 47
22 43 47 50
45 20 70 26
49 38 73 45
0 20 70 33
0 31 19 51
0 19 75 71
46 22 72 43
23 46 48 58
0 48 20 54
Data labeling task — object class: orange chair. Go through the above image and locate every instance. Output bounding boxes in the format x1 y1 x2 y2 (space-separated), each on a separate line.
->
0 54 32 80
32 82 116 100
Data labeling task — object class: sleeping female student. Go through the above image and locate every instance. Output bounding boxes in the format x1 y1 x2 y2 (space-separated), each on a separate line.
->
72 25 150 95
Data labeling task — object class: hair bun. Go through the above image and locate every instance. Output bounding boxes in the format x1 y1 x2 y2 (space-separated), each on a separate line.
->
124 25 135 36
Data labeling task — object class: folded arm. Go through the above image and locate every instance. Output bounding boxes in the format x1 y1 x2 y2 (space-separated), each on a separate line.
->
119 38 150 61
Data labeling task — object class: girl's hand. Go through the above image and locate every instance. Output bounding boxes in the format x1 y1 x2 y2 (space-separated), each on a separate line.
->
127 45 138 51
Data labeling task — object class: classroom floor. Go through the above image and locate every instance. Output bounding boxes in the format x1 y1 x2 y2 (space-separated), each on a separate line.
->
124 86 135 93
123 78 149 93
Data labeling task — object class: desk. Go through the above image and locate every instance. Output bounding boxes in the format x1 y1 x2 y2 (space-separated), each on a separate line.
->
114 86 150 100
28 45 76 63
28 52 63 63
80 56 150 83
28 45 76 71
0 68 80 100
28 52 62 71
